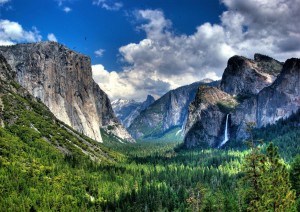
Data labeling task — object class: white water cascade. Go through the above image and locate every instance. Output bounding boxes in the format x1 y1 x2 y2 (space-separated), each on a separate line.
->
219 114 229 148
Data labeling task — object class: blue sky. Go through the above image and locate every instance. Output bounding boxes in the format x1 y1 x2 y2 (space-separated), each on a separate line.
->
0 0 225 70
1 0 300 100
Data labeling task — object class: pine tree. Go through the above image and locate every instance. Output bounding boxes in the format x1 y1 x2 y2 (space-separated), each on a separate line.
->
241 122 266 211
290 155 300 197
241 123 296 211
290 155 300 211
257 143 296 211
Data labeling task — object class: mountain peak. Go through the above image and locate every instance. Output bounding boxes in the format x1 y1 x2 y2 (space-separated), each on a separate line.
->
220 54 282 96
145 94 155 103
254 53 276 62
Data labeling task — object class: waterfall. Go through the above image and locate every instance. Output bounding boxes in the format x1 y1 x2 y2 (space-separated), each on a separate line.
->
219 114 229 148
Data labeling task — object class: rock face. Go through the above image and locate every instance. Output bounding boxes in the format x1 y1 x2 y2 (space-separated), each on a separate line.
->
0 54 14 82
232 58 300 139
112 95 155 128
184 54 300 148
220 54 282 96
0 42 134 143
0 54 14 127
184 86 237 148
128 80 219 140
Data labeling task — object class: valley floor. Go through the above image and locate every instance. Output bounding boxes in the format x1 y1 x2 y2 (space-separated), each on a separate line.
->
1 125 300 211
0 90 299 211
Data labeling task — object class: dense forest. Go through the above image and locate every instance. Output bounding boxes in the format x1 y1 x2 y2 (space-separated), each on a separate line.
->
0 84 300 211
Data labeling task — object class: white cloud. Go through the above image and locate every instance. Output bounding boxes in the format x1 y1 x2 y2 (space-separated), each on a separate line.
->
0 20 42 46
0 0 10 4
92 64 136 100
94 48 105 57
63 7 72 13
47 33 57 42
93 0 123 11
94 0 300 101
55 0 72 13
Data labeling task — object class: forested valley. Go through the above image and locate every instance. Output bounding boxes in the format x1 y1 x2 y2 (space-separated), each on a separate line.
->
1 84 300 211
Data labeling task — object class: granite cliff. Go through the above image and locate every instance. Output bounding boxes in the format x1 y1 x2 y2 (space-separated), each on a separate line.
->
184 54 299 148
0 53 121 162
220 53 282 96
184 86 237 148
0 42 134 143
232 58 300 139
128 80 219 140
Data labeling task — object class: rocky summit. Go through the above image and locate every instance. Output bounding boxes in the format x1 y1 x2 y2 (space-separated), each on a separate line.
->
184 54 300 148
220 54 283 96
0 41 134 143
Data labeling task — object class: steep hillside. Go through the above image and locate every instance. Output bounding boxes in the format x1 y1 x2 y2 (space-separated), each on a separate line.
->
0 53 122 163
0 42 133 143
128 80 219 140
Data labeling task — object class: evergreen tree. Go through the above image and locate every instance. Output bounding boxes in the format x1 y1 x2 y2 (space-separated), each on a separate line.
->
290 155 300 197
241 123 296 211
257 143 296 211
290 155 300 211
241 122 266 211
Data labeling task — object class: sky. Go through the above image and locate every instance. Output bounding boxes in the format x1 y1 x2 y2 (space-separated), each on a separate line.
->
0 0 300 101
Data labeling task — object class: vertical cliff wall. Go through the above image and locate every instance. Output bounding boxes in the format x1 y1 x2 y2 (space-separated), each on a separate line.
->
0 42 134 142
183 54 299 148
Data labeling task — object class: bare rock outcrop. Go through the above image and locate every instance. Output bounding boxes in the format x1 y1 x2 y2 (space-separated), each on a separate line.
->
232 58 300 139
184 54 300 148
128 80 219 140
220 54 282 96
183 86 237 148
0 42 134 142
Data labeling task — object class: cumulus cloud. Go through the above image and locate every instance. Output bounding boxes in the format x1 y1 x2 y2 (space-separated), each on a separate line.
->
94 48 105 57
94 0 300 101
63 7 72 13
93 0 123 11
92 64 137 100
0 19 42 45
47 33 57 42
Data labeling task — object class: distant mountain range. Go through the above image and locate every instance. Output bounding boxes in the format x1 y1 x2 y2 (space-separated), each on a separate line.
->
112 95 155 128
122 79 219 141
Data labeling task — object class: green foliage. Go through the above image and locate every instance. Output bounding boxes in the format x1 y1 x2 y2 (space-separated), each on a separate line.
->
257 143 296 211
240 123 267 211
10 81 21 90
0 80 300 211
235 93 254 103
217 99 238 113
290 155 300 197
252 110 300 162
240 127 296 212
